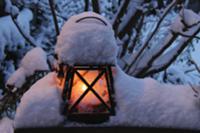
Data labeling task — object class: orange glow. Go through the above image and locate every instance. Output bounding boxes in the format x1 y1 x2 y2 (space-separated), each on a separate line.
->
81 84 87 92
69 70 110 112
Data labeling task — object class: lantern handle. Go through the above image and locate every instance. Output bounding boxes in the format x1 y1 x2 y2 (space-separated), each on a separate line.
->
76 16 107 26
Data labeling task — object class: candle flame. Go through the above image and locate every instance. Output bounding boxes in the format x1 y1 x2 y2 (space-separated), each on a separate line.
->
81 84 87 92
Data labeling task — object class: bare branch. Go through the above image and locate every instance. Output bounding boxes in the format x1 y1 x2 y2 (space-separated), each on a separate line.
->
119 35 131 58
143 25 200 77
91 0 100 13
135 32 179 77
118 10 143 39
128 14 145 53
188 83 199 97
189 59 200 73
84 0 89 11
178 32 200 39
48 0 59 36
10 15 37 47
125 0 178 74
112 0 131 34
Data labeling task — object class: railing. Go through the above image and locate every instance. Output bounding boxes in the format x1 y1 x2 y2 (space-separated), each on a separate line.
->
14 126 200 133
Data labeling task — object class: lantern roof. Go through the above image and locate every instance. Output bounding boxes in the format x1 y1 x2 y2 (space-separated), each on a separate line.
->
55 12 118 66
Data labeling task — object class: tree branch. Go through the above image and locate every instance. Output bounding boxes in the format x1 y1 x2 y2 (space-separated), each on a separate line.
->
91 0 100 13
143 25 200 77
48 0 60 36
189 59 200 73
128 14 145 53
119 34 131 58
118 9 143 39
112 0 130 35
10 15 37 47
188 83 199 97
84 0 89 11
178 32 200 39
135 32 179 77
125 0 178 74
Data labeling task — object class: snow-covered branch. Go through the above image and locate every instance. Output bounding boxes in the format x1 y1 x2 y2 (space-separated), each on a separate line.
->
178 32 200 40
189 59 200 73
128 14 145 53
117 0 144 39
145 24 200 76
130 32 179 76
10 15 37 47
112 0 131 35
126 0 178 74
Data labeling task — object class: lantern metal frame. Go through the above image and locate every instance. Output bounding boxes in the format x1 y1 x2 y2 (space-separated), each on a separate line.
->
62 65 115 123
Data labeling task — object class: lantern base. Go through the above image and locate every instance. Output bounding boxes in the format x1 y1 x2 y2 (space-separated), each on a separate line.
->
67 114 109 124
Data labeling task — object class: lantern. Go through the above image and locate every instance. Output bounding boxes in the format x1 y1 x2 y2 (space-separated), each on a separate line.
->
61 65 115 123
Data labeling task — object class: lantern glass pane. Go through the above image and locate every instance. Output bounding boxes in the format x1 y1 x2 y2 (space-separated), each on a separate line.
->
76 70 99 84
76 92 105 113
93 73 111 107
69 69 110 113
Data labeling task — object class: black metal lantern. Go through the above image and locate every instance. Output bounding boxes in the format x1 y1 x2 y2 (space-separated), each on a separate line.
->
61 65 115 123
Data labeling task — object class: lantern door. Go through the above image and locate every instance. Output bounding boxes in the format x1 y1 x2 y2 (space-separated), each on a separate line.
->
62 65 115 123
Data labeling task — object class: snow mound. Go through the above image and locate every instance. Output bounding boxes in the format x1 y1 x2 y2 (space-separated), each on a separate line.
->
0 117 14 133
55 12 118 66
16 8 33 35
6 47 49 88
5 0 19 16
170 9 200 33
20 47 49 75
13 65 200 129
6 68 26 88
170 16 184 33
14 72 64 128
109 66 200 129
180 9 200 27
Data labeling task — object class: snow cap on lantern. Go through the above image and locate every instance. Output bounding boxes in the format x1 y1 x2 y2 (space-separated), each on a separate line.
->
55 12 118 66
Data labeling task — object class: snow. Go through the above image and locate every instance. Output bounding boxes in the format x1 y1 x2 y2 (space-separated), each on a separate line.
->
14 72 64 128
165 66 188 84
5 0 19 16
10 9 200 130
0 117 14 133
6 68 26 88
108 66 200 129
0 8 33 61
191 42 200 66
118 0 144 33
20 47 49 76
13 65 200 130
180 9 200 27
3 60 15 84
170 9 200 33
151 21 200 72
6 47 49 88
170 16 184 33
55 12 118 66
16 8 33 36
